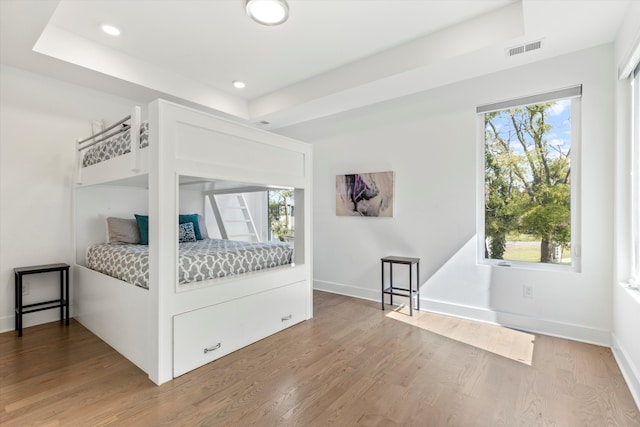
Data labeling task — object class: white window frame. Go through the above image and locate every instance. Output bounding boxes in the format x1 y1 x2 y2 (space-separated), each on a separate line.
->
476 86 582 272
631 62 640 286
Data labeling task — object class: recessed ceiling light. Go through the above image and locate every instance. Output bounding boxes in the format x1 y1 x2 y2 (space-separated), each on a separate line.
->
233 80 246 89
101 24 121 36
246 0 289 26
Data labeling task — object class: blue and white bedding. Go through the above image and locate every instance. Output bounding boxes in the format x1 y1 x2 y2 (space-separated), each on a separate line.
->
82 121 150 167
86 238 294 289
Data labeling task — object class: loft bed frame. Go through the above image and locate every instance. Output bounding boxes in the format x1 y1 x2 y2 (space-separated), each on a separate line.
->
73 99 312 385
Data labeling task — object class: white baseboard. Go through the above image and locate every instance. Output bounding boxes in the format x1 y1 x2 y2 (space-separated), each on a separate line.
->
314 280 381 302
611 333 640 410
314 280 611 346
0 310 68 334
0 315 14 333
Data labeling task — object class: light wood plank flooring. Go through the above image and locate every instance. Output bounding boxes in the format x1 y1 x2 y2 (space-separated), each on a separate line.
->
1 291 638 426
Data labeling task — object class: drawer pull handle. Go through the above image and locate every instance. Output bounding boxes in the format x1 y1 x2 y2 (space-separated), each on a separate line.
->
204 343 221 354
281 314 292 322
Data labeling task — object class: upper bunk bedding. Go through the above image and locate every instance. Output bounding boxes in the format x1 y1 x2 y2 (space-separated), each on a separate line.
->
82 121 149 167
86 238 294 289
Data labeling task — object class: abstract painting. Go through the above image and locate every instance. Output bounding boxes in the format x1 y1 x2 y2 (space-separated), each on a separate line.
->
336 171 394 217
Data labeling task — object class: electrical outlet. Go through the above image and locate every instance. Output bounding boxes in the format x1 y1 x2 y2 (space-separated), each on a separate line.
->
22 281 30 295
523 284 533 299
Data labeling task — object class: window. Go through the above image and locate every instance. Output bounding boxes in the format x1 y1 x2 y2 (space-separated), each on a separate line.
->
631 62 640 285
268 189 295 242
477 86 581 269
203 189 295 243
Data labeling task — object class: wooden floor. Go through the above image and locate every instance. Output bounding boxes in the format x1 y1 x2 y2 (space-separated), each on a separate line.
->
1 291 638 426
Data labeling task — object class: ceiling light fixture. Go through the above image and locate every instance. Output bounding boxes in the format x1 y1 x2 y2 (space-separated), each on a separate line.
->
245 0 289 26
101 24 121 36
233 80 246 89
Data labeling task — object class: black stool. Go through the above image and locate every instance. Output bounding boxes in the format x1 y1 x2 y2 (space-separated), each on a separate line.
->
14 263 70 336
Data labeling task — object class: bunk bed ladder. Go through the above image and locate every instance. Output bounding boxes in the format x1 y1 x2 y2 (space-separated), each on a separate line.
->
207 193 260 242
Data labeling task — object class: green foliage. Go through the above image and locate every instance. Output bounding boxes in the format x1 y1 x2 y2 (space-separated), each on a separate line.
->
269 189 294 241
270 220 292 241
484 101 571 263
484 112 530 259
502 241 571 264
269 201 281 220
521 184 571 246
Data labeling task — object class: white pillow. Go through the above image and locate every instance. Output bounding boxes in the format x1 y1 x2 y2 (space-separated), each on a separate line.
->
106 217 141 244
198 214 209 239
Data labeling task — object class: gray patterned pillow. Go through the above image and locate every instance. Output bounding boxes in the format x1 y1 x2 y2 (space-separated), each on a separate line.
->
179 222 196 243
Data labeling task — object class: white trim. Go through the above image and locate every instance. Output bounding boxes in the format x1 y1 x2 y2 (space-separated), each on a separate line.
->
314 279 380 302
476 115 486 264
619 281 640 303
477 91 581 272
477 85 582 114
631 70 640 281
0 310 65 334
482 258 576 273
618 30 640 79
570 96 582 272
487 308 610 347
611 332 640 410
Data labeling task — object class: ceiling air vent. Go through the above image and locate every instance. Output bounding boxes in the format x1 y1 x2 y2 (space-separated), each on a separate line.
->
525 40 542 52
506 39 543 57
508 45 525 57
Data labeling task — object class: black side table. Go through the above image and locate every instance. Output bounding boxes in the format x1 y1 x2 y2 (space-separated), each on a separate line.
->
14 263 70 336
381 256 420 316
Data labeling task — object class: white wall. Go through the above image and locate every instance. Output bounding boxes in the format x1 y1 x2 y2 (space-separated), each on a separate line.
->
613 1 640 409
74 186 149 265
0 65 140 332
280 44 615 346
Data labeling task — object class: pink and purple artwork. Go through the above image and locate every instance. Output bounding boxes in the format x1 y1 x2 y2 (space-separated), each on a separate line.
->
336 171 394 217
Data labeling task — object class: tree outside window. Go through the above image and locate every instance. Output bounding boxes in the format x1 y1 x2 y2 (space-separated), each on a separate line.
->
482 97 576 266
268 189 294 242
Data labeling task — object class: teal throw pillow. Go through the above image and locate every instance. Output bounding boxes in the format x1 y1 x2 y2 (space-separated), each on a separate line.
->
134 214 149 245
178 213 202 240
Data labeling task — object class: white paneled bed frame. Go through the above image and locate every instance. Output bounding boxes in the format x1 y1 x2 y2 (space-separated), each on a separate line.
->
73 100 312 385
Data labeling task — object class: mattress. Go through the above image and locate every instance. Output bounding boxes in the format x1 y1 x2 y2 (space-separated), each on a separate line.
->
82 121 150 167
86 238 294 289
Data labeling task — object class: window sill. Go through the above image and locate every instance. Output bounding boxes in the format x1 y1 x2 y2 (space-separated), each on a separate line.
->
618 281 640 304
482 259 578 273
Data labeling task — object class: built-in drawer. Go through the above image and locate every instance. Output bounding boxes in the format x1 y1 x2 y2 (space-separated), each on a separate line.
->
173 298 243 378
242 280 308 343
173 280 309 378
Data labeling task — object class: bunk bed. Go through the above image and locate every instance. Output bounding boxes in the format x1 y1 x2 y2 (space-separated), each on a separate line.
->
73 100 312 384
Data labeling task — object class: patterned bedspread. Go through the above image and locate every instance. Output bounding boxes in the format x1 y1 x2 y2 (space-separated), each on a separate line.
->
82 121 150 167
86 238 294 289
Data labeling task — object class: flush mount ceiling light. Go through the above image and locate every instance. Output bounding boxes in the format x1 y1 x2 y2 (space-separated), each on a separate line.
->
101 24 121 36
233 80 246 89
245 0 289 26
